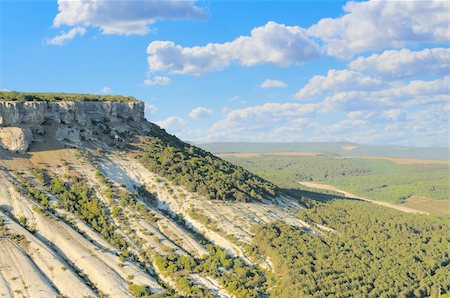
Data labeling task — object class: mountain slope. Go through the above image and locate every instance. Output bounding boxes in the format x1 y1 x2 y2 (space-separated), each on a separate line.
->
136 124 278 202
0 93 448 297
0 93 307 297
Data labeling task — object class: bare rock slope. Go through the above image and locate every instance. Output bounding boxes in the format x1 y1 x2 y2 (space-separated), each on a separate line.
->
0 93 314 297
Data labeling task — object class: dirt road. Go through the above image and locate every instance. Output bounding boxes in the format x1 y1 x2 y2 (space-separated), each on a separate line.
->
298 181 429 215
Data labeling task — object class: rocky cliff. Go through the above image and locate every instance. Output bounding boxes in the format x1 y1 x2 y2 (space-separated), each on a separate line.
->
0 101 144 125
0 101 145 152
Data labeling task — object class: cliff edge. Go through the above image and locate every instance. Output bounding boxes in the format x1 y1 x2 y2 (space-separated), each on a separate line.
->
0 92 145 152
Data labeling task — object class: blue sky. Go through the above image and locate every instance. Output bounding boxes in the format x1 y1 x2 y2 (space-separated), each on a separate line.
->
1 0 449 147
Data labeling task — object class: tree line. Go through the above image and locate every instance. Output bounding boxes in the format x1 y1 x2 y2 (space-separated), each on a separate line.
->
137 127 278 202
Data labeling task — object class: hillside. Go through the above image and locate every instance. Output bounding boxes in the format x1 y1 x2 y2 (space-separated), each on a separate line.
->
0 94 448 297
136 124 278 202
0 95 305 297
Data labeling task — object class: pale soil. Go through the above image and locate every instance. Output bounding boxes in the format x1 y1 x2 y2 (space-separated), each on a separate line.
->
339 145 358 151
402 196 450 215
190 274 233 298
57 209 117 253
337 156 450 165
92 153 233 296
38 215 161 296
216 152 263 158
267 151 321 157
156 219 209 257
98 155 249 259
95 155 208 258
298 181 429 215
0 170 163 297
0 142 318 297
150 259 233 298
98 151 309 278
0 238 58 298
1 145 168 293
127 208 188 255
0 129 78 173
100 154 308 261
0 211 97 297
77 149 214 259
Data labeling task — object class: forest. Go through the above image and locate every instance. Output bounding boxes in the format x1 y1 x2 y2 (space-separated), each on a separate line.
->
154 244 267 297
136 125 278 202
248 200 450 298
220 154 449 204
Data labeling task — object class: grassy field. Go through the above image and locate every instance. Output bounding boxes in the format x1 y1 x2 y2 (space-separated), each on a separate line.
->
198 141 449 160
219 154 450 210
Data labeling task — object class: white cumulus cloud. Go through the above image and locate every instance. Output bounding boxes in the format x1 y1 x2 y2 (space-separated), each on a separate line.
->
207 102 320 140
202 99 449 146
349 48 450 79
47 26 86 45
347 111 376 120
320 76 450 112
147 21 321 75
100 86 111 94
260 79 288 88
144 104 158 120
383 109 403 121
53 0 207 35
189 107 213 119
155 116 186 133
308 0 450 58
295 69 385 99
144 76 171 86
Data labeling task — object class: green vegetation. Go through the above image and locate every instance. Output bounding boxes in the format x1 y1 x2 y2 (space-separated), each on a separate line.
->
0 219 29 251
128 284 154 298
198 244 267 297
153 244 267 298
0 91 138 102
17 174 50 209
153 252 213 297
249 200 450 298
197 142 449 160
220 154 449 204
49 177 127 249
137 126 277 201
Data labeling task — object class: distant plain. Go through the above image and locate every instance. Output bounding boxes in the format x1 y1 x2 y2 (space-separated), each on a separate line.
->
201 142 450 215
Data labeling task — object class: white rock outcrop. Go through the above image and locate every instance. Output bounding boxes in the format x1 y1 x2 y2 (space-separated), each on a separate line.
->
0 101 145 152
0 127 32 152
0 101 144 125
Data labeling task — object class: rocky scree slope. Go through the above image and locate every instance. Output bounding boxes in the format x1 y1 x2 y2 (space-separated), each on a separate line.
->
0 92 312 297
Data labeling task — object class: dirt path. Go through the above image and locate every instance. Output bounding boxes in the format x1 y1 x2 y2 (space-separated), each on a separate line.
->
298 181 429 215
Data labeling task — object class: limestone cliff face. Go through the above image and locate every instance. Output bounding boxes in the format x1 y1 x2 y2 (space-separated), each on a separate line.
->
0 101 144 126
0 101 145 152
